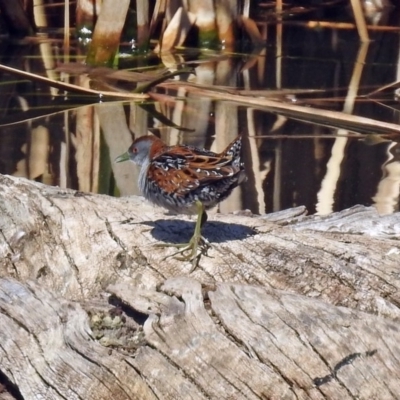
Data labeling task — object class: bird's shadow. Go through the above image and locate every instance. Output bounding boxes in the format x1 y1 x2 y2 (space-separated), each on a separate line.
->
139 218 256 244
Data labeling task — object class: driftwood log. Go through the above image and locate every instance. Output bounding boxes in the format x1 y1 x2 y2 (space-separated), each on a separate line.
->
1 174 400 399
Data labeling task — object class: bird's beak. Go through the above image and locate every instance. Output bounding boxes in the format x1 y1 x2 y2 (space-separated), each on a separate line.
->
115 151 130 163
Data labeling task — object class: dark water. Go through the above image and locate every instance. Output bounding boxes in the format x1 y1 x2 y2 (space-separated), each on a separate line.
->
1 3 400 216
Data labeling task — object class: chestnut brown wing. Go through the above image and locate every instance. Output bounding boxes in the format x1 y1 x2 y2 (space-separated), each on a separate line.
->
147 146 240 196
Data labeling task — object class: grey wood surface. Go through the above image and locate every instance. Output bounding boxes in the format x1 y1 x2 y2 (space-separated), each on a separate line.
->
1 174 400 399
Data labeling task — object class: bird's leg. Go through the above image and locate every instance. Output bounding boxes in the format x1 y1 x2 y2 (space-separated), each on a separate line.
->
155 200 211 271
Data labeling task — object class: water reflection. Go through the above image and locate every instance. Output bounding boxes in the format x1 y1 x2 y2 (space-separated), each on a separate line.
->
1 98 398 216
1 19 400 215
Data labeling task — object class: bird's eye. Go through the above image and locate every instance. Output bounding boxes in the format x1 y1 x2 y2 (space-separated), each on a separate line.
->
132 147 138 153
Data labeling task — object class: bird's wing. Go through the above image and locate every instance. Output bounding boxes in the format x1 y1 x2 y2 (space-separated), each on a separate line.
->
147 146 240 196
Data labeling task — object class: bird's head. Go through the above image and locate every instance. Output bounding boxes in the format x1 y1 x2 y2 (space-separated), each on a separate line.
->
115 135 164 166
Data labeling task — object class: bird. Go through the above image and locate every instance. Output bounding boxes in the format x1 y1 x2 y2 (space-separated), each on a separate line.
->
115 135 246 270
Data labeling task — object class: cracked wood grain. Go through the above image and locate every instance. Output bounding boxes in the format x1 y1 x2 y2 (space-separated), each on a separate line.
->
1 275 400 399
0 279 155 400
0 174 399 319
1 174 400 399
110 277 400 399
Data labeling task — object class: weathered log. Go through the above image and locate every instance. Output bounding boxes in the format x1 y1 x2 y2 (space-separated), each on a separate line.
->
0 174 400 399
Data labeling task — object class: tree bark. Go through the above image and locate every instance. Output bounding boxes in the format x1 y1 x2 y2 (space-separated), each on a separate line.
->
0 174 400 399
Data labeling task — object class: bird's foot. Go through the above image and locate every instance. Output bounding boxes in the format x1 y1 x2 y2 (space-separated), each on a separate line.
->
155 236 211 272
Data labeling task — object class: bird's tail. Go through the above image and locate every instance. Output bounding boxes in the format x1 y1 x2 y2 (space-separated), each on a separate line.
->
223 136 242 161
